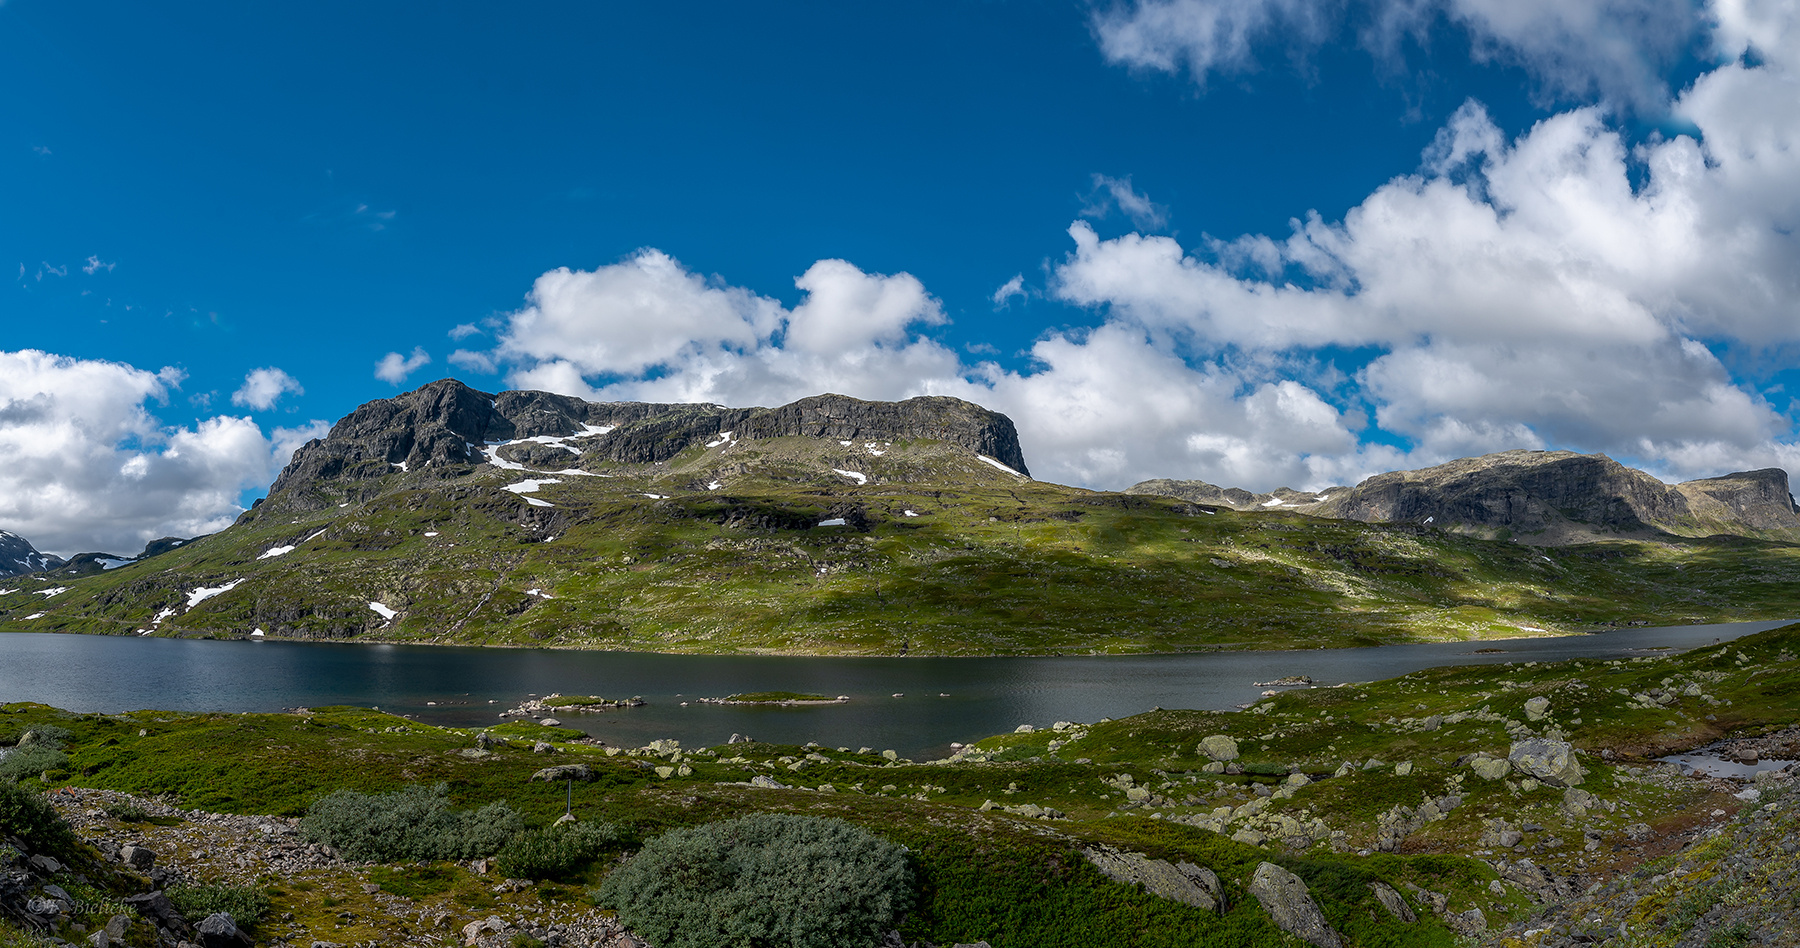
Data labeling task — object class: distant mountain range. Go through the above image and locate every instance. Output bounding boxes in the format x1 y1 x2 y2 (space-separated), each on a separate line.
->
1128 450 1800 545
0 530 64 579
2 381 1797 653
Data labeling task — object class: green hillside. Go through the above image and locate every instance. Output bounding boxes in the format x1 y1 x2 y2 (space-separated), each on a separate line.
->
3 429 1798 654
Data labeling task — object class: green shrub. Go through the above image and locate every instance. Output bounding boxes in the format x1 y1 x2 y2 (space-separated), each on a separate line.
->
166 883 271 929
495 820 620 881
300 784 523 862
0 746 70 782
594 813 913 948
0 781 77 857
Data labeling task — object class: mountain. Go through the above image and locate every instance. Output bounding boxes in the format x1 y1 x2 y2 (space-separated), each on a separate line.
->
265 380 1027 511
0 530 65 578
1128 450 1800 545
4 385 1799 654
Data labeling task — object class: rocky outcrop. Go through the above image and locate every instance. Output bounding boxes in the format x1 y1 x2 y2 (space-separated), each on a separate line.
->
1131 450 1800 545
0 530 63 578
267 379 1029 507
1508 738 1585 787
1247 862 1342 948
1083 846 1221 912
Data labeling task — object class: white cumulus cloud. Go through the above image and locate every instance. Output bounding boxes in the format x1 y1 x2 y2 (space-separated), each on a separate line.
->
231 367 304 410
0 350 325 556
375 347 433 385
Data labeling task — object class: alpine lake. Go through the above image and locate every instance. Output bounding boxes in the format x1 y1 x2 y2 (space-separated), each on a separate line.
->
2 619 1788 759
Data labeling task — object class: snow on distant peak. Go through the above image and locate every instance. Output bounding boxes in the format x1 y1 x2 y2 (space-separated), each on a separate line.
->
525 497 555 507
251 628 266 637
975 455 1026 478
833 469 868 485
1261 497 1286 507
95 557 134 570
707 480 722 491
23 612 44 620
503 478 560 494
903 509 918 517
34 587 68 597
186 579 244 608
258 545 296 560
579 424 615 436
818 518 847 527
705 431 736 448
368 602 398 620
642 492 667 500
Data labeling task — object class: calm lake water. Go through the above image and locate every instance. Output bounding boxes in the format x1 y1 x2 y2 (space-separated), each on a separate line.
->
1 620 1790 759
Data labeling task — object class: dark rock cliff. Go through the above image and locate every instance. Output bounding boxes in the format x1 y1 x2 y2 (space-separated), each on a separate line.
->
269 379 1029 499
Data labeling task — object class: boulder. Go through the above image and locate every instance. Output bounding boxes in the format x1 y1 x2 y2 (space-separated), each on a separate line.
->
539 717 561 727
1467 755 1511 780
1198 735 1240 761
196 912 253 948
1369 882 1416 922
1508 738 1585 787
123 892 190 937
119 844 156 872
1524 696 1550 721
1248 862 1342 948
1084 846 1222 912
529 763 593 782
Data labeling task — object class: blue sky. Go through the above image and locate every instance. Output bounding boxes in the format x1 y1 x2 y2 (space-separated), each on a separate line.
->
3 1 1798 554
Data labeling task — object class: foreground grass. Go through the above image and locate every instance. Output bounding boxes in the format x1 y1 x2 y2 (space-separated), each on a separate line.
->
7 623 1796 945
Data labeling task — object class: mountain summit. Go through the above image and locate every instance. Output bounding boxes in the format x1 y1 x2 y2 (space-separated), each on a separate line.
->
1130 450 1800 544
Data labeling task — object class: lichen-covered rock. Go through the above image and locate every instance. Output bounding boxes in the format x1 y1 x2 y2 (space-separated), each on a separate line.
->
1524 696 1551 721
1468 754 1511 780
1509 738 1585 787
1198 735 1240 761
1249 862 1341 948
1084 847 1221 912
529 763 593 782
1369 882 1416 922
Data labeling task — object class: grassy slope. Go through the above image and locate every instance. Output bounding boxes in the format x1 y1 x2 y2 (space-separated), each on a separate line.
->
7 623 1795 945
3 436 1799 654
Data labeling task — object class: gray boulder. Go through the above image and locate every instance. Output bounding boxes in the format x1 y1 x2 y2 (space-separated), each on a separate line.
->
119 843 156 871
1248 862 1342 948
1369 882 1415 922
1524 696 1550 721
529 763 592 782
1508 738 1585 786
1084 846 1222 912
1467 754 1511 780
1198 735 1240 761
196 912 252 948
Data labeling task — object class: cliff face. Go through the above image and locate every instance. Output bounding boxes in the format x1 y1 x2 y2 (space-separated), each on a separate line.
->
1130 450 1800 545
269 379 1029 499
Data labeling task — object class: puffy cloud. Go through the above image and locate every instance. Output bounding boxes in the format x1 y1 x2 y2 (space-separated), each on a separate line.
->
374 347 432 385
483 252 959 408
495 249 782 378
460 3 1798 494
0 350 322 555
1094 0 1703 110
231 367 304 410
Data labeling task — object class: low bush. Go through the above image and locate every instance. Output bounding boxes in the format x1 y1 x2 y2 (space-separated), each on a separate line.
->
0 780 77 857
166 883 271 929
594 813 913 948
300 784 523 862
495 820 620 881
0 746 70 782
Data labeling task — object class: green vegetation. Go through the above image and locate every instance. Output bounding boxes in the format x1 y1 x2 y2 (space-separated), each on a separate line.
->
5 434 1797 654
0 780 77 858
166 882 272 929
3 622 1797 945
300 783 525 861
495 820 621 880
593 813 913 948
724 691 834 703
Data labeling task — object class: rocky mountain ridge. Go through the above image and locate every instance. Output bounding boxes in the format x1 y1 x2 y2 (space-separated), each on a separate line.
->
267 379 1029 510
0 531 63 579
1129 450 1800 545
